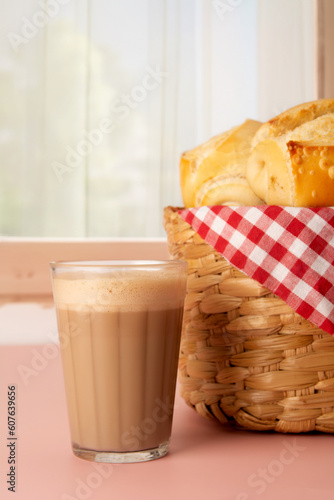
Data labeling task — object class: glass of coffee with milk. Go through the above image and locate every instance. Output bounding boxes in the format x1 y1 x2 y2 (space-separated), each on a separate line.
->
50 260 187 463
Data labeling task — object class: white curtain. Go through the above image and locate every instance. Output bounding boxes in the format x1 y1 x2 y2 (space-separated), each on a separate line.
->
0 0 315 237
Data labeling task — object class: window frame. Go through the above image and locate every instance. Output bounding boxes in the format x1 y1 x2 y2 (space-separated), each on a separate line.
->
315 0 334 98
0 237 169 299
2 0 333 300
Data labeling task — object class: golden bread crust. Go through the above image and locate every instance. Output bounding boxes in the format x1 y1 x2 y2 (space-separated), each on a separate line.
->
247 99 334 207
253 99 334 143
180 119 262 208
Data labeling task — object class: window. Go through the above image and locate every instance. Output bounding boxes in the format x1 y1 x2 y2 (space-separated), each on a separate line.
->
0 0 319 239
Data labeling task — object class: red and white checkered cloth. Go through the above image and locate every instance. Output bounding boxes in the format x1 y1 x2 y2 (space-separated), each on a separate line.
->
179 205 334 335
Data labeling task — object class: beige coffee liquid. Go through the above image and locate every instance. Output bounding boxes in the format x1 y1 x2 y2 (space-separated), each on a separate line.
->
53 272 186 453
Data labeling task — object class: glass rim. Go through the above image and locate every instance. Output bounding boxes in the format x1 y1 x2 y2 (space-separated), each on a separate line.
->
50 259 187 271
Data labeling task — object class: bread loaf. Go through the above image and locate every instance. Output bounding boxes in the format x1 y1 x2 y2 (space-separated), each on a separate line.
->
246 99 334 206
180 119 263 208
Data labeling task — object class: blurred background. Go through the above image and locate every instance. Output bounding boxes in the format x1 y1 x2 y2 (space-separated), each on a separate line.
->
0 0 328 238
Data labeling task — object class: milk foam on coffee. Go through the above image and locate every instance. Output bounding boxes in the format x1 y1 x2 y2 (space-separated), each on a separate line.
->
53 272 185 310
53 271 186 454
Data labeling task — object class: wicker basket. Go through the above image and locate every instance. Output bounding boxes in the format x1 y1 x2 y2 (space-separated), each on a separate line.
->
164 206 334 433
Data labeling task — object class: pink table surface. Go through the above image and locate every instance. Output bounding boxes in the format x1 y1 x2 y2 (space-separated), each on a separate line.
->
0 345 333 500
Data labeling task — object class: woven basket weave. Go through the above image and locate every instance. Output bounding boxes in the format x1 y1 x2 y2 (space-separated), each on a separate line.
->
164 206 334 433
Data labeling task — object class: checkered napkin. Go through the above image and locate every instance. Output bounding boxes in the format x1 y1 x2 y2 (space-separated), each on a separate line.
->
178 205 334 335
